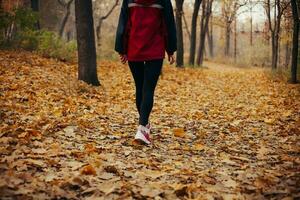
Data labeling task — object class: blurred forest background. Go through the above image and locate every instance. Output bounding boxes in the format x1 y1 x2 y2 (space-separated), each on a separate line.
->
0 0 299 81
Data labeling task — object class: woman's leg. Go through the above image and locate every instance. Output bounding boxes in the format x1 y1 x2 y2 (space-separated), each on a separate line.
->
139 59 163 126
128 61 145 116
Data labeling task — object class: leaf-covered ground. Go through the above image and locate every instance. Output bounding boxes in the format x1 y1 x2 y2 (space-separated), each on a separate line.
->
0 50 299 200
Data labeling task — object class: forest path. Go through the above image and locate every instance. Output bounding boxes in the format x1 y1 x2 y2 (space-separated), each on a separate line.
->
0 50 299 199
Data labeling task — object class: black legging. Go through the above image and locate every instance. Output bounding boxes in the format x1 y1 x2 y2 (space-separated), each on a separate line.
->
128 59 163 126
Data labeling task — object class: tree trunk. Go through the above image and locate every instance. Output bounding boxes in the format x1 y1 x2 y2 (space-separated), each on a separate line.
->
31 0 40 29
250 2 253 46
271 32 278 69
207 14 214 58
59 0 73 38
291 0 299 83
175 0 184 67
31 0 39 11
278 38 281 66
270 0 282 69
96 20 103 49
189 0 202 65
225 22 231 56
266 0 277 68
265 0 272 49
75 0 100 86
285 42 291 68
196 0 212 66
234 16 237 61
196 0 206 65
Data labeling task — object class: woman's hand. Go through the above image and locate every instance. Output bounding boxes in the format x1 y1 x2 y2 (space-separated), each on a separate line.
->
168 54 175 65
120 54 128 64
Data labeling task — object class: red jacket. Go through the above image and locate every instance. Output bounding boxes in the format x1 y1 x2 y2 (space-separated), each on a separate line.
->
115 0 177 62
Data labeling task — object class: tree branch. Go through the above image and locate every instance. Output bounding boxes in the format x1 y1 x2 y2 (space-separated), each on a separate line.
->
57 0 73 7
100 0 119 21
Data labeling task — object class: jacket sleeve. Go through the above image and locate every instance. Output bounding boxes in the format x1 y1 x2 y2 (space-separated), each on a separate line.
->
115 0 129 54
163 0 177 55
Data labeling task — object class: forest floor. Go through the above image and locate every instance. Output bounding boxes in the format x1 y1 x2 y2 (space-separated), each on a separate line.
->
0 50 300 200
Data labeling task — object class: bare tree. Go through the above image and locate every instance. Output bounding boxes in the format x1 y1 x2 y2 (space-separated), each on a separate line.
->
196 0 213 66
206 13 214 58
290 0 299 83
234 15 238 60
75 0 100 86
175 0 185 67
57 0 74 38
221 0 247 57
95 0 119 49
249 0 253 46
264 0 290 69
189 0 202 65
281 5 293 68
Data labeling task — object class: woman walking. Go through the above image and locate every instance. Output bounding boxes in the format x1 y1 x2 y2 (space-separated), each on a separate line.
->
115 0 177 144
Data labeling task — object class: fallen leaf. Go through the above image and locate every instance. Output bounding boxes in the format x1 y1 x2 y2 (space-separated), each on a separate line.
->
98 172 115 180
85 143 97 154
80 165 96 176
203 176 217 185
173 128 185 138
64 126 77 137
264 118 275 124
192 143 205 151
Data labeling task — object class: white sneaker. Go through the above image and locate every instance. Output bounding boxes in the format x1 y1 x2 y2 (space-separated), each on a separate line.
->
134 125 151 145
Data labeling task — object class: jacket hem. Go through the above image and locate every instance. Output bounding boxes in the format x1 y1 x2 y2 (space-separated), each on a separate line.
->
127 55 165 62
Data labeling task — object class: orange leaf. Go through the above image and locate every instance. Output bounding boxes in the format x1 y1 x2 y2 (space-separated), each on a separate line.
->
80 165 96 176
85 143 96 154
173 128 185 138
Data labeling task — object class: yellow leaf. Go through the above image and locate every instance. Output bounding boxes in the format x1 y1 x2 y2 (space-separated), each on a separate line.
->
264 118 275 124
18 132 28 139
173 128 185 138
193 143 205 151
283 110 292 117
53 109 62 117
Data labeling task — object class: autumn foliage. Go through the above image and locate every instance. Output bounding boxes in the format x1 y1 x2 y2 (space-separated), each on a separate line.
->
0 50 299 199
